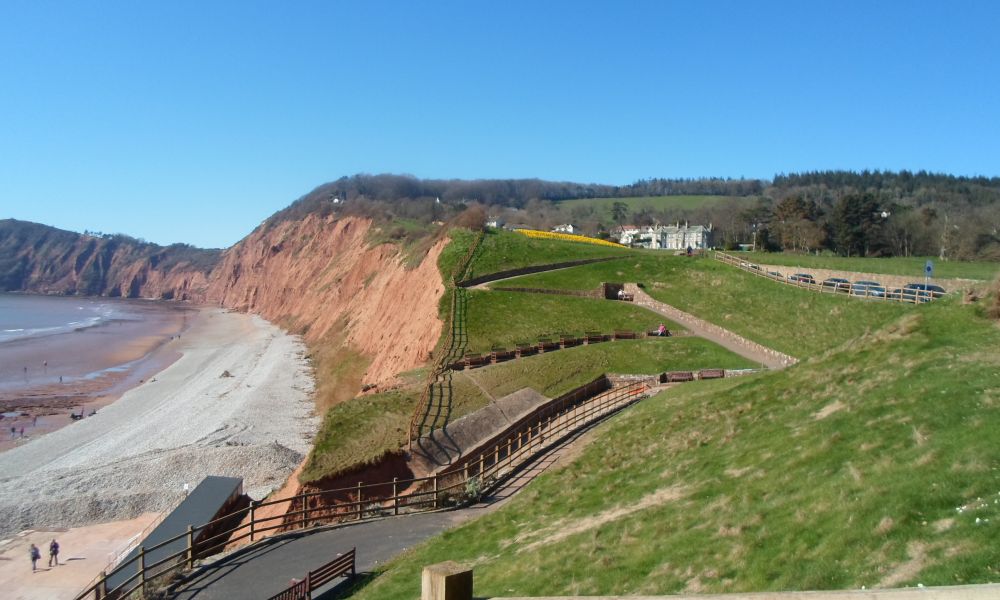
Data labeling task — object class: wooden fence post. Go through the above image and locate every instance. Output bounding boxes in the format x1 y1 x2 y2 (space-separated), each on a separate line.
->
433 475 439 509
98 570 107 599
393 478 399 516
478 454 485 477
249 502 256 543
186 525 195 568
357 482 363 520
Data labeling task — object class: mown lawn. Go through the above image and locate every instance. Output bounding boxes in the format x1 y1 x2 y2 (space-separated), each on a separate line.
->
464 290 681 353
348 297 1000 598
466 337 755 400
463 228 631 280
742 251 1000 281
501 254 910 358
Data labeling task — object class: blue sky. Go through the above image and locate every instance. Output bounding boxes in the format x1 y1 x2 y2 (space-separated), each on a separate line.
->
1 1 998 248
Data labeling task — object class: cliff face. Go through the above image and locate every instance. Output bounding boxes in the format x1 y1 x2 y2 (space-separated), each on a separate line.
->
1 215 446 387
0 219 218 299
204 215 446 384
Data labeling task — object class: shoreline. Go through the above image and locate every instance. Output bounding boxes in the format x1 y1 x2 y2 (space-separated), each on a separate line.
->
0 298 195 453
0 307 317 537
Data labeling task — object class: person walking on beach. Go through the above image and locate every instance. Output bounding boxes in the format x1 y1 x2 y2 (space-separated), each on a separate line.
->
48 539 59 566
29 544 40 571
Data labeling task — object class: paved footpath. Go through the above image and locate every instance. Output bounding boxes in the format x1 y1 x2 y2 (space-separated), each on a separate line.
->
169 423 605 600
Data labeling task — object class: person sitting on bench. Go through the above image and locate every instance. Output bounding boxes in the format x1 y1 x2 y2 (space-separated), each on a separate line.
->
617 288 625 300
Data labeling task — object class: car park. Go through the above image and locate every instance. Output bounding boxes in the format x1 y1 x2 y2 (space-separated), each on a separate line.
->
851 280 886 297
897 282 946 302
788 273 816 284
767 270 783 278
821 277 851 292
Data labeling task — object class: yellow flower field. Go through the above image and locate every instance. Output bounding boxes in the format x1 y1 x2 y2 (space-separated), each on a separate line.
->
516 229 625 248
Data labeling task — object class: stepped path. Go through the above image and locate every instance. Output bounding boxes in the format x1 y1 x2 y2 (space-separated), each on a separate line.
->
167 396 648 600
624 284 797 370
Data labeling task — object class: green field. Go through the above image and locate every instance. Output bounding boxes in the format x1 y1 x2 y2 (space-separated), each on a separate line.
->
500 254 910 357
464 290 680 353
350 297 1000 598
741 251 1000 281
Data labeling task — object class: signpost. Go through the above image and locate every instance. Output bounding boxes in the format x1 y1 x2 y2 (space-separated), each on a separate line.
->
924 259 934 287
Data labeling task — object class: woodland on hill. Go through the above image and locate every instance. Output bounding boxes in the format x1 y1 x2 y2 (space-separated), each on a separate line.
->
273 171 1000 261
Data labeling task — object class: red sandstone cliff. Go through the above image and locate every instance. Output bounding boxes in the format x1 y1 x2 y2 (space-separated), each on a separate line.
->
1 215 446 388
204 215 445 384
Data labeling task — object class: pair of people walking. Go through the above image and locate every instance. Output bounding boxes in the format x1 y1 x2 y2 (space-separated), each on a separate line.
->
29 539 58 571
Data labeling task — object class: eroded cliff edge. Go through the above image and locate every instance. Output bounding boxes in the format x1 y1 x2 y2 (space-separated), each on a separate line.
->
0 215 446 400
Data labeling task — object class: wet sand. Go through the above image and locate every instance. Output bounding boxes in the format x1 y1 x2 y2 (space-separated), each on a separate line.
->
0 300 194 453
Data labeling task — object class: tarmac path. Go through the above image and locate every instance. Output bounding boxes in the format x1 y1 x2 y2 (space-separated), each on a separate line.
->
169 417 615 600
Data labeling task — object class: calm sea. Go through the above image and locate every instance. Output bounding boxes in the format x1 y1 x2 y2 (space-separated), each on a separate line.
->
0 294 130 344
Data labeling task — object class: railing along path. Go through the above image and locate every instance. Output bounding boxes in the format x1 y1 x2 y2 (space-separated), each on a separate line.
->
76 378 651 600
714 251 947 302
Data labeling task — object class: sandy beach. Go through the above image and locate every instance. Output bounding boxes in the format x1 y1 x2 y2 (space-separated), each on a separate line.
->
0 307 317 540
0 298 195 453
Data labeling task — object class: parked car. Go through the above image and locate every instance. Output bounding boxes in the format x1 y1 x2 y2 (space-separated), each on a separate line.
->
788 273 816 284
767 270 783 278
851 280 886 297
821 277 851 292
892 282 947 302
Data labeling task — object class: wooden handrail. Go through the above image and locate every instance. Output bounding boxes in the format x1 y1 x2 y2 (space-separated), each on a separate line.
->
76 378 651 600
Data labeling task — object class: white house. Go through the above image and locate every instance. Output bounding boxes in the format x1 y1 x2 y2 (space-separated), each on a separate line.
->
660 222 713 250
485 216 505 229
615 223 712 250
552 224 577 234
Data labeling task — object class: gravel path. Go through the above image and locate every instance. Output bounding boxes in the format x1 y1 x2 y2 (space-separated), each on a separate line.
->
0 309 317 537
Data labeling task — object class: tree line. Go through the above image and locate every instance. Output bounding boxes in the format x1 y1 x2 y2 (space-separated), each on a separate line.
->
269 171 1000 261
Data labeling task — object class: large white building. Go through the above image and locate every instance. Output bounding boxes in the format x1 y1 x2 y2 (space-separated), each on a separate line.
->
616 223 712 250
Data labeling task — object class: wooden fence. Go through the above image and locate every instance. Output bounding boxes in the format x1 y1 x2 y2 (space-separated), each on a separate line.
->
714 251 946 303
450 329 673 371
408 229 486 447
266 547 355 600
75 379 650 600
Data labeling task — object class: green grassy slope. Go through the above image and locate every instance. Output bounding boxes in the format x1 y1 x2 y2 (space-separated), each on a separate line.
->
741 252 1000 281
464 290 681 353
467 337 755 399
463 228 630 280
350 298 1000 598
502 254 911 358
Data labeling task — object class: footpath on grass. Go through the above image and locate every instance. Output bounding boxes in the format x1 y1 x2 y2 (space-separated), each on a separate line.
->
624 284 797 370
167 408 638 600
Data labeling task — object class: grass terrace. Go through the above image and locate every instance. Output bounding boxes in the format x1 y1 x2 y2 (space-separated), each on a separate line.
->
465 337 755 400
462 228 630 281
502 253 911 358
349 296 1000 598
741 252 1000 281
301 366 491 483
463 290 681 353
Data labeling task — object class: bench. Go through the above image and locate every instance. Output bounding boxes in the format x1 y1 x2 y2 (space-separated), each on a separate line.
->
698 369 725 380
560 335 583 348
538 337 560 352
490 346 515 363
613 330 637 340
585 331 609 343
662 371 695 383
463 353 489 369
514 342 537 357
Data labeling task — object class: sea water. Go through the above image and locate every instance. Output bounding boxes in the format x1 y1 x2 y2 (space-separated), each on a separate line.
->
0 294 124 344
